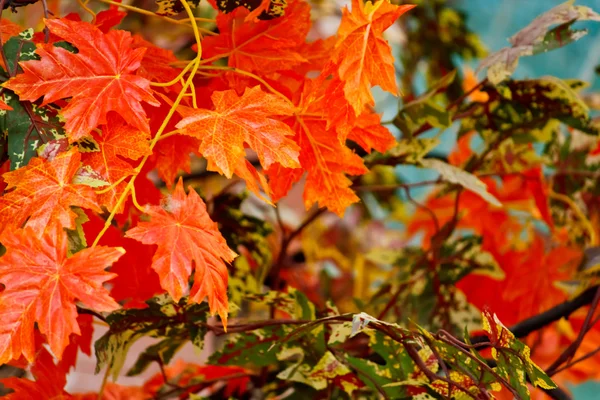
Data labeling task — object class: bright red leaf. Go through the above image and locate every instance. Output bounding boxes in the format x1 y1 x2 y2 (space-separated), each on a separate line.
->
202 0 311 74
82 114 151 212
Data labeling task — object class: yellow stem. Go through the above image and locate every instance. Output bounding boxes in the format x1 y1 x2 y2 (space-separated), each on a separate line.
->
549 191 598 246
179 17 216 23
156 129 182 141
77 0 97 23
151 59 194 87
92 0 204 248
97 365 110 400
198 65 292 105
130 186 146 213
95 175 128 194
190 80 198 108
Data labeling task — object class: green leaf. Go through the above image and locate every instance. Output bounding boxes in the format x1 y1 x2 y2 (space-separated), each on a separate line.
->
482 310 556 398
419 158 502 206
216 0 288 20
209 325 287 367
65 207 89 255
0 29 65 170
210 190 272 304
461 77 599 142
154 0 200 16
126 337 184 376
532 21 588 55
95 294 209 379
394 72 456 137
365 138 440 167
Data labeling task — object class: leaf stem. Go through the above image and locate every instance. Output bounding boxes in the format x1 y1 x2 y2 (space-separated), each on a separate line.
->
151 60 195 87
77 0 97 23
198 65 293 106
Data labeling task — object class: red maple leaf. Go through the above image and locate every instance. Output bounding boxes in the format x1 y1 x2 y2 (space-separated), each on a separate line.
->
84 211 164 309
3 18 159 142
202 0 310 74
1 347 71 399
0 226 122 364
125 178 237 326
0 148 101 234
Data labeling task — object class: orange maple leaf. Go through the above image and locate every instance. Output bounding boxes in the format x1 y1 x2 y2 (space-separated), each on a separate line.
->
266 79 368 215
333 0 415 113
0 148 101 234
348 111 396 153
176 85 300 182
125 178 237 326
83 115 151 213
3 18 159 142
458 235 581 326
202 0 310 74
0 226 123 364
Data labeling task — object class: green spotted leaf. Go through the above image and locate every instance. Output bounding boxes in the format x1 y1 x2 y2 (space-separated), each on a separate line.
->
419 158 502 206
0 29 65 170
95 294 209 379
216 0 287 20
482 310 556 398
461 77 599 143
394 71 457 137
365 138 440 167
155 0 200 16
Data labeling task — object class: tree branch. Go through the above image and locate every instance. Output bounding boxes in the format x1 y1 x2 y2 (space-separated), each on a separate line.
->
471 285 600 345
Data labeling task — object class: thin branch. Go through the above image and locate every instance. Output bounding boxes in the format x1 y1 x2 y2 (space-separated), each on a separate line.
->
471 285 600 345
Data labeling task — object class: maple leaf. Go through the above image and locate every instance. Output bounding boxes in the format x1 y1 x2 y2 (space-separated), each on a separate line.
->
0 148 101 234
3 18 159 142
0 226 123 364
84 211 163 309
348 111 396 153
202 0 310 74
176 85 300 180
266 79 368 215
82 115 152 212
332 0 415 113
1 347 71 399
125 178 237 326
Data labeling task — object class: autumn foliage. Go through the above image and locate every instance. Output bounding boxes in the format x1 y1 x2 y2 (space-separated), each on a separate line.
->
0 0 600 399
